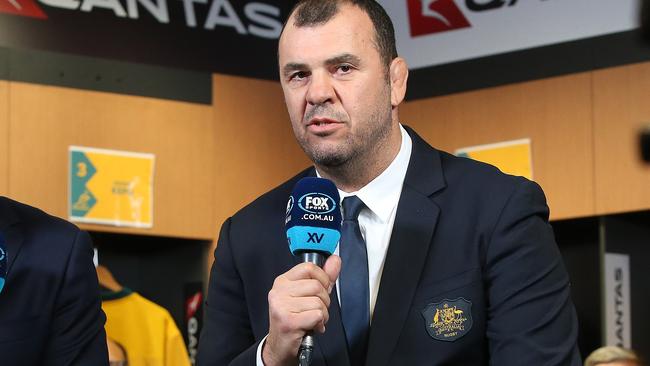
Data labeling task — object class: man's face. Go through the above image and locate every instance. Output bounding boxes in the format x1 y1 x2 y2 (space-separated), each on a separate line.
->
278 4 394 168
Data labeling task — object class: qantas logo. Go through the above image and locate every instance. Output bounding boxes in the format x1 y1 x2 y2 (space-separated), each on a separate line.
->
185 292 203 320
408 0 471 36
408 0 525 37
0 0 47 18
0 0 283 39
185 290 203 365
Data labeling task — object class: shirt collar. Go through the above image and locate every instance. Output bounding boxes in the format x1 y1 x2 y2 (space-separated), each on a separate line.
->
317 124 412 223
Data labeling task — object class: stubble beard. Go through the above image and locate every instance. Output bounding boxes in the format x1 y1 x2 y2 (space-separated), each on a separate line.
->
297 101 393 175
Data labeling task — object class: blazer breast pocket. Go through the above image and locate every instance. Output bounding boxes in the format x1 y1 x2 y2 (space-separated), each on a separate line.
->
415 267 483 304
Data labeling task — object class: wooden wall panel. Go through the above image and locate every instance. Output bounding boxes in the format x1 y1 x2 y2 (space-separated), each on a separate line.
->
400 73 595 220
8 82 214 239
212 74 310 237
0 81 8 196
593 62 650 215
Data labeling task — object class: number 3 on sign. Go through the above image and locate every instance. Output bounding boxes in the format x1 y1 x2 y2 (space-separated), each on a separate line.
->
77 162 87 178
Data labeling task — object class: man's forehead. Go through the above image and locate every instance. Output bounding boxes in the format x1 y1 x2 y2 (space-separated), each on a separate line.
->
279 4 376 61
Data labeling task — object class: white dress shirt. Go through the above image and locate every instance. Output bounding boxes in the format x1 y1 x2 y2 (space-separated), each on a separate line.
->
256 125 412 365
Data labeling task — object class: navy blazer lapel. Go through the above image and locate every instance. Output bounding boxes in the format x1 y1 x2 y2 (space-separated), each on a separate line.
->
365 128 445 366
0 198 26 275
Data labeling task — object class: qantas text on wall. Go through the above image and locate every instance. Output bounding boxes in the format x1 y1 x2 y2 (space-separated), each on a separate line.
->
0 0 283 39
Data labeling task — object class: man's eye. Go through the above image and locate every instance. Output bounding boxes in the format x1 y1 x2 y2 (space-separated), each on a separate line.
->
337 65 352 73
291 71 307 80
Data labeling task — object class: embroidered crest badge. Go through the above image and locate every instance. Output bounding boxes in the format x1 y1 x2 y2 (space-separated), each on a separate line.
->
421 297 473 341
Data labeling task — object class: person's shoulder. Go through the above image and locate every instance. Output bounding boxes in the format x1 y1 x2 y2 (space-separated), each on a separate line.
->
440 149 547 210
406 126 532 195
0 196 82 238
439 149 528 188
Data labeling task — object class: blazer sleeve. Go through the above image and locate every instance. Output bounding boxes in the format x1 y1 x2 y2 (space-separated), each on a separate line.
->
485 179 581 365
198 218 260 365
44 229 109 366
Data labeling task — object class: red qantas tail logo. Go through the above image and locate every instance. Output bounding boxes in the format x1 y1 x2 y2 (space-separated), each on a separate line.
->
0 0 47 18
185 292 203 320
408 0 471 37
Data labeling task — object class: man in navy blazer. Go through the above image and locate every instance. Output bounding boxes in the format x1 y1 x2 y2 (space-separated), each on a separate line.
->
198 1 581 365
0 196 108 365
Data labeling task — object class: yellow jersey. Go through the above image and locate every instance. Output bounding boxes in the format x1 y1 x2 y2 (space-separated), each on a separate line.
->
102 288 191 366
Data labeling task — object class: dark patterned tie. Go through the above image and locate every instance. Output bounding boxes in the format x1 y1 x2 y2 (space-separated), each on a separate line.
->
339 196 369 366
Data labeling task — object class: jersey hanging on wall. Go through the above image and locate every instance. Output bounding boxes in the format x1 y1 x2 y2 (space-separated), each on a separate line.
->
102 288 191 366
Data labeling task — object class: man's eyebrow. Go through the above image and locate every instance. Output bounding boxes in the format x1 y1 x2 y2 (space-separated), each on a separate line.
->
282 63 308 77
281 54 361 77
325 53 361 66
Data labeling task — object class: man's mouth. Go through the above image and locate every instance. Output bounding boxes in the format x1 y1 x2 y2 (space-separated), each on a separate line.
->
307 118 340 126
305 118 343 135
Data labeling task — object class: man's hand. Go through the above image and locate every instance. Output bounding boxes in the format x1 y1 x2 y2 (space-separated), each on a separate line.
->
262 255 341 366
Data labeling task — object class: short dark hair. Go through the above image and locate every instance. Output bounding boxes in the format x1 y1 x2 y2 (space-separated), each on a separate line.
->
285 0 398 67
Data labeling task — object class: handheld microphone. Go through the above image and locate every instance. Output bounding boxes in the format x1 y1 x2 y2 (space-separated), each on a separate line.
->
0 233 7 294
285 177 341 366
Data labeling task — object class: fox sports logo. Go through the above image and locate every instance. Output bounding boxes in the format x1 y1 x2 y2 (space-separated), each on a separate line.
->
298 193 336 214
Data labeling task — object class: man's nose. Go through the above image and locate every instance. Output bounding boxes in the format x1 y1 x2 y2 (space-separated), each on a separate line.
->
306 71 336 106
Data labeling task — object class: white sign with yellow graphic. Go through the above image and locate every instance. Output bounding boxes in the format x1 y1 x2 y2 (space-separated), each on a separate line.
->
455 138 533 180
69 146 155 228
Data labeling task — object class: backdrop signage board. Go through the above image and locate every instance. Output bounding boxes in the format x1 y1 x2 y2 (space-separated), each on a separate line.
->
0 0 642 80
0 0 297 79
382 0 641 70
604 252 632 348
69 146 155 228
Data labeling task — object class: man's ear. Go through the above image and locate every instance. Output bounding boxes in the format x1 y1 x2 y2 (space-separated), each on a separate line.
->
389 57 409 107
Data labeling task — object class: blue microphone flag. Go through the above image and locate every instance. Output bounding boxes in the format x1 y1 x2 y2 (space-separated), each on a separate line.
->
0 233 6 294
286 177 341 256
